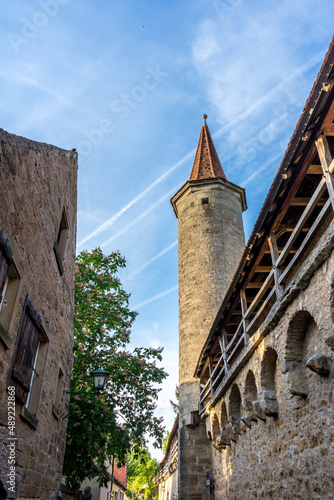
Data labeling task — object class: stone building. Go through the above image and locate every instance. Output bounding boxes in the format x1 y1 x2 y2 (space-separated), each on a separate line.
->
171 36 334 499
156 419 178 500
0 129 78 499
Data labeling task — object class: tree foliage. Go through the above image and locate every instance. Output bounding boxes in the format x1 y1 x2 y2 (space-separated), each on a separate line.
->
126 448 160 500
170 385 179 416
63 248 167 488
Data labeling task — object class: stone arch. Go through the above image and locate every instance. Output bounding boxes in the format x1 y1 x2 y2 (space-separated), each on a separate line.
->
260 347 279 417
285 310 329 395
221 401 229 428
244 370 258 409
229 383 242 424
285 310 314 372
211 412 220 444
261 347 278 392
243 370 258 421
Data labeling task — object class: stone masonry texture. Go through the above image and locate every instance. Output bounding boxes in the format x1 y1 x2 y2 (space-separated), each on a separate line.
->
0 129 77 499
206 235 334 499
172 177 246 499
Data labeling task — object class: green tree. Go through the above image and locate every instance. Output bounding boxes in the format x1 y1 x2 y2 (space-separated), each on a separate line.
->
127 448 160 500
63 248 167 488
162 431 170 454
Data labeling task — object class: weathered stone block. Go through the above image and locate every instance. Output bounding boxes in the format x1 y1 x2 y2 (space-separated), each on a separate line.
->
252 401 266 421
306 352 330 376
287 371 308 398
241 416 252 429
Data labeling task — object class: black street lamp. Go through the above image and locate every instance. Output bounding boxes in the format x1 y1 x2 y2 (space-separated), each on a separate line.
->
62 369 109 420
91 369 109 392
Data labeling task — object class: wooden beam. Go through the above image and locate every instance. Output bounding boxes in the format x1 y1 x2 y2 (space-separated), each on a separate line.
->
218 330 230 374
320 99 334 131
240 289 250 344
264 248 297 254
245 282 264 288
278 226 310 232
255 266 272 272
272 143 318 232
208 355 214 396
245 270 274 320
279 199 331 286
290 197 326 206
268 232 284 299
307 164 323 175
322 125 334 136
315 135 334 210
276 174 329 268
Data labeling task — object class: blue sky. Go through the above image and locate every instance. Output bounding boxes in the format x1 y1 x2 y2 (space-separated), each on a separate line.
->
1 0 334 458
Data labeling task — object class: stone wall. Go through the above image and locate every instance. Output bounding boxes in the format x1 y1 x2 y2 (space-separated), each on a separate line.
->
0 129 77 499
205 240 334 499
171 177 246 499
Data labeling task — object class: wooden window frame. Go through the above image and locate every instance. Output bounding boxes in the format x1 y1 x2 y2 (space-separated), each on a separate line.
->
0 227 21 349
8 295 48 429
52 366 65 419
54 207 69 275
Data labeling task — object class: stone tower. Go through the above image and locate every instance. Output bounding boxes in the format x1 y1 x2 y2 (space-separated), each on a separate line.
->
171 115 246 499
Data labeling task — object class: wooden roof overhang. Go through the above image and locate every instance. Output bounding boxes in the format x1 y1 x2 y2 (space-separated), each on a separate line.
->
195 36 334 388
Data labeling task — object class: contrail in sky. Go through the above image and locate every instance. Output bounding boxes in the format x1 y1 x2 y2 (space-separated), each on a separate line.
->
101 185 180 248
77 49 325 249
77 151 194 248
241 152 283 188
132 285 178 310
128 240 178 278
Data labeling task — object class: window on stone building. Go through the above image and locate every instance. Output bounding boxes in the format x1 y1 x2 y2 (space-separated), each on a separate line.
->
54 207 69 275
9 296 48 425
201 197 209 205
0 227 20 349
53 367 64 419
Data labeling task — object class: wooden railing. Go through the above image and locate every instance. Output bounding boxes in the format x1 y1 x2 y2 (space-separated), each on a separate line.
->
199 136 334 413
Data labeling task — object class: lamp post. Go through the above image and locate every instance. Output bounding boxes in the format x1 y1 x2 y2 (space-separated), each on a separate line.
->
62 369 109 420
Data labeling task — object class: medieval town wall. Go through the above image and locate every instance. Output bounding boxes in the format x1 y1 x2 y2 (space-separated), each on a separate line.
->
0 129 77 499
207 230 334 499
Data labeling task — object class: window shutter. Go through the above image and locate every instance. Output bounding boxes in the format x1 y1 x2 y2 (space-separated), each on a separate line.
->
10 311 40 404
0 249 9 304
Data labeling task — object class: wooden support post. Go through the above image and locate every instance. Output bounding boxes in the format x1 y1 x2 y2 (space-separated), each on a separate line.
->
268 232 284 299
240 289 250 345
209 355 214 396
315 135 334 210
218 330 230 375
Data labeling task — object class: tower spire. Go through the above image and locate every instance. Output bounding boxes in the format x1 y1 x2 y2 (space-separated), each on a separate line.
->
189 115 227 181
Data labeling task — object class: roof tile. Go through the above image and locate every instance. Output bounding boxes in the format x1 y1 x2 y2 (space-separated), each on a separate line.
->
189 121 227 181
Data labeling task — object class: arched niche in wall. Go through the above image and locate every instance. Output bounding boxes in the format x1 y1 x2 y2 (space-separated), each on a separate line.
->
243 370 258 422
260 347 279 417
211 412 221 449
285 310 329 396
228 383 242 435
220 401 232 445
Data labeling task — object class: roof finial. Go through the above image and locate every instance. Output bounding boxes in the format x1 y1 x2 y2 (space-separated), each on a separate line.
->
202 113 208 126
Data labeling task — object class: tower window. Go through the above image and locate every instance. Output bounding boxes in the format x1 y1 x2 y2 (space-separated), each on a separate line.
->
201 198 209 205
54 208 69 275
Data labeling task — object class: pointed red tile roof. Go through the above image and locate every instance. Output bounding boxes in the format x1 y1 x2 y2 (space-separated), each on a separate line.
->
189 115 227 181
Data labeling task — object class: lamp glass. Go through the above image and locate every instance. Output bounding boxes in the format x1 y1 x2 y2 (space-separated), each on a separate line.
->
91 369 109 391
